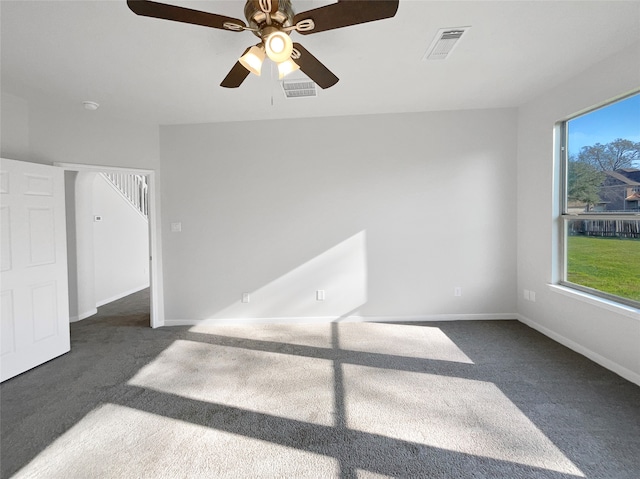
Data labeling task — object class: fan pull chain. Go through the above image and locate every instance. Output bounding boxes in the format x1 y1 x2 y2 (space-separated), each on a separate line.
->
270 61 275 106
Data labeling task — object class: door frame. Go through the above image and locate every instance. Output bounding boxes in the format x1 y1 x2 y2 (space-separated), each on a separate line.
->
54 162 164 328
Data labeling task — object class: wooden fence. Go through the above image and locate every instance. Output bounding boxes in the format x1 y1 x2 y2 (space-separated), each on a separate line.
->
568 219 640 239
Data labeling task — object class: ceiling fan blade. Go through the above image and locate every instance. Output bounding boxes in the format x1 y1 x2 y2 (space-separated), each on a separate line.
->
293 0 399 35
292 43 339 89
127 0 246 31
220 49 251 88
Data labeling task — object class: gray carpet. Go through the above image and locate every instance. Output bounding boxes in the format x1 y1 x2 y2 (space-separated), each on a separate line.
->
1 290 639 479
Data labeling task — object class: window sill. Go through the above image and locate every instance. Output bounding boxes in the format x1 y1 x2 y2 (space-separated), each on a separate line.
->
547 284 640 320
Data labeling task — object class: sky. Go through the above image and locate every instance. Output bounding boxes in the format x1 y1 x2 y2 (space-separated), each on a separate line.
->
568 92 640 166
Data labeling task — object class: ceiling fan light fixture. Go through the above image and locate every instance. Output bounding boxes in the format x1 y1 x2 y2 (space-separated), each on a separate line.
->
239 45 265 76
126 0 401 89
265 30 293 63
277 58 300 79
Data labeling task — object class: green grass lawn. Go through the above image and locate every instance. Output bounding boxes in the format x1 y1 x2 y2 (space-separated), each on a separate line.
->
567 236 640 302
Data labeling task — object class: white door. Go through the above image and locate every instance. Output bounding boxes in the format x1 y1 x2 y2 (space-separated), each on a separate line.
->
1 158 70 382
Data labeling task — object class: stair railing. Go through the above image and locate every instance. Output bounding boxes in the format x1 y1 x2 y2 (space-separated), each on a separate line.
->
102 173 148 219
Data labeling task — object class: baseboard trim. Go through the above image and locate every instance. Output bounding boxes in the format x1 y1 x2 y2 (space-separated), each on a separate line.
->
96 284 150 308
356 313 517 323
516 313 640 387
165 312 517 327
70 308 98 322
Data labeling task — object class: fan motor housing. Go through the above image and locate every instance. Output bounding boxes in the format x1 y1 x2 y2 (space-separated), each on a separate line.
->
244 0 295 36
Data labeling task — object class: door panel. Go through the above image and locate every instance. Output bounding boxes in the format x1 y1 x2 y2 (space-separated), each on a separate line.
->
32 281 59 341
24 174 54 196
1 290 16 356
27 206 56 265
1 206 12 271
1 158 70 382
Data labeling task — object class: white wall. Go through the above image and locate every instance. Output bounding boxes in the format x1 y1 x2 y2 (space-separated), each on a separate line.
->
516 42 640 385
1 90 164 326
92 174 149 306
1 93 159 170
64 171 79 320
73 172 98 321
160 108 518 323
0 92 29 159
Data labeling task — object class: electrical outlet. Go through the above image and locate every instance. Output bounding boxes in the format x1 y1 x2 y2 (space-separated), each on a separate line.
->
241 292 250 303
454 287 462 297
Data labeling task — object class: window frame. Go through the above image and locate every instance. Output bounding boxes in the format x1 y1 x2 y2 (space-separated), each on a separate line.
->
558 92 640 310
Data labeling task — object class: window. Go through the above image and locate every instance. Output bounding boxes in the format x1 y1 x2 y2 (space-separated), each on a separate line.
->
560 92 640 308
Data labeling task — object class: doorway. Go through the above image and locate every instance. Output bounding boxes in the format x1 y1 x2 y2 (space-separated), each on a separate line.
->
55 162 162 328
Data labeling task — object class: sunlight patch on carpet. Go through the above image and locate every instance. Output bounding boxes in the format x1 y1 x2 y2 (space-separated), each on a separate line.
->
188 322 474 364
343 365 585 477
128 339 335 426
356 469 394 478
14 403 339 478
336 322 474 363
189 322 333 349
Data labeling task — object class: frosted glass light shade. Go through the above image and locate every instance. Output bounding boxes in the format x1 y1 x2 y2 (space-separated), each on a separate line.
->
277 58 300 79
265 31 293 63
239 45 265 76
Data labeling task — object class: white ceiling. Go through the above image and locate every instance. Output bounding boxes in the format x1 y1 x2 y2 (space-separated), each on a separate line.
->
2 1 639 126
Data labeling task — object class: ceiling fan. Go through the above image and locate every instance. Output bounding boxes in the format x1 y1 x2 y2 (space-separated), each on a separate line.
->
126 0 399 89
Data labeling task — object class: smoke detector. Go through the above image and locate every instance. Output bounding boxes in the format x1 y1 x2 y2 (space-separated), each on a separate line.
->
281 79 317 98
82 101 100 111
423 27 470 60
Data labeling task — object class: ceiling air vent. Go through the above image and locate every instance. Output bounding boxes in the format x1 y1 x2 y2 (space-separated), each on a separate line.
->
282 79 317 99
423 27 470 60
